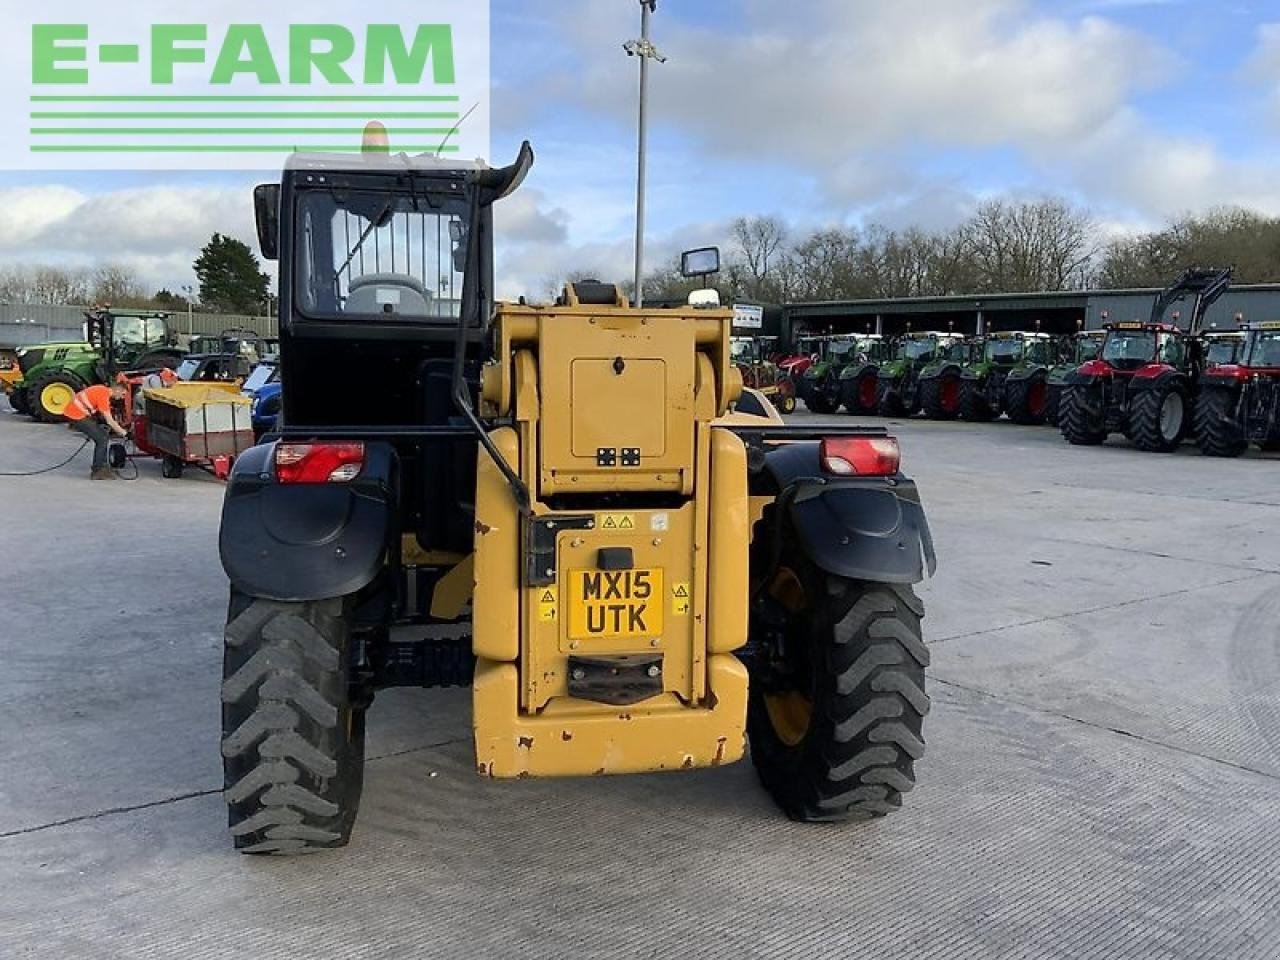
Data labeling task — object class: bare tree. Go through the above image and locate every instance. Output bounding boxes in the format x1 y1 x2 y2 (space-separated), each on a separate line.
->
730 216 788 300
962 199 1096 292
1097 207 1280 288
91 264 146 306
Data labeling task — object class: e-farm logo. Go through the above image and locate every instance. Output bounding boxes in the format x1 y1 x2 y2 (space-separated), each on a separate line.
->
6 4 490 170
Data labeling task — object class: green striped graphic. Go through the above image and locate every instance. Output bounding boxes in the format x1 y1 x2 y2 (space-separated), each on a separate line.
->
30 95 460 103
30 144 463 153
32 128 457 136
31 112 459 120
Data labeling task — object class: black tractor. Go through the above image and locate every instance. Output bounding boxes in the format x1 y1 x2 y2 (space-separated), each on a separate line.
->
1059 267 1233 452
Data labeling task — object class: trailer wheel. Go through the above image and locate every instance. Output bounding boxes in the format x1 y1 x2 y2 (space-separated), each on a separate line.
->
1059 385 1106 445
920 373 962 420
1006 372 1049 425
1194 387 1247 458
1128 383 1188 453
160 455 185 479
747 526 928 823
876 381 905 417
221 595 366 854
959 381 995 422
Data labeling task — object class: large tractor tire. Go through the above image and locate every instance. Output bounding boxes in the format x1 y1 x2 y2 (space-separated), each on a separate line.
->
1127 383 1188 453
8 387 30 415
29 371 85 423
1006 372 1049 426
221 595 366 854
1044 384 1064 427
134 350 184 372
920 374 962 421
806 385 837 415
1193 387 1247 458
959 381 995 422
1059 385 1107 445
842 371 879 415
748 524 928 823
876 381 906 418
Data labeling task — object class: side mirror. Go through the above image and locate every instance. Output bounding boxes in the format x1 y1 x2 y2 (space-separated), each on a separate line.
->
681 246 721 278
254 184 281 261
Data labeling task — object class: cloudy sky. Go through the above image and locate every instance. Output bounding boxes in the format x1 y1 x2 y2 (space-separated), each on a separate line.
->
3 0 1279 300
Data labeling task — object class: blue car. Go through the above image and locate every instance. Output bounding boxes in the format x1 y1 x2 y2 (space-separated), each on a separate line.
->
240 363 281 439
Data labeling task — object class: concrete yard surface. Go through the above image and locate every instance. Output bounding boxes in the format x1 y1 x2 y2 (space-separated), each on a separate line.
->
1 405 1278 959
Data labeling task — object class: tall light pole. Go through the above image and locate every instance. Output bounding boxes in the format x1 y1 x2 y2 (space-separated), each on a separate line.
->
181 284 194 336
625 1 666 308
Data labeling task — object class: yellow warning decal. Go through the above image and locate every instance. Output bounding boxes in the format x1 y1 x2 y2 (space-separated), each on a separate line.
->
537 588 558 622
671 582 691 616
598 513 636 531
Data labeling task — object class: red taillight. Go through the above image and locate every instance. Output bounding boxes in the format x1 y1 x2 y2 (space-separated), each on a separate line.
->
275 443 365 484
820 436 901 477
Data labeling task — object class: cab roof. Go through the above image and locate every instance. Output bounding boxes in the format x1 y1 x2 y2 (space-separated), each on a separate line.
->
285 151 491 175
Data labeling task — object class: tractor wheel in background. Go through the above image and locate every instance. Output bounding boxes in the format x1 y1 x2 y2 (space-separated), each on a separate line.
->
843 372 880 415
806 386 836 415
1193 387 1247 458
221 595 366 854
161 455 185 479
1127 384 1188 453
1044 384 1064 427
775 378 798 415
1059 385 1107 445
8 388 30 415
959 381 995 422
876 381 906 418
1006 372 1050 426
134 351 184 372
747 519 929 823
29 371 85 423
920 374 962 420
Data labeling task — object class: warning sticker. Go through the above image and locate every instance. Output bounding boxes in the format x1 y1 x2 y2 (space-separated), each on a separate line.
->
598 514 636 531
671 582 691 616
650 513 670 532
537 588 558 622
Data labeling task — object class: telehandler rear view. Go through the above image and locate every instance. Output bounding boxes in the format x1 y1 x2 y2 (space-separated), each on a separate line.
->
218 142 936 853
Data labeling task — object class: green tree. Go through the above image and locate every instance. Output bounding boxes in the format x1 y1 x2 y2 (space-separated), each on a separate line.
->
194 233 270 314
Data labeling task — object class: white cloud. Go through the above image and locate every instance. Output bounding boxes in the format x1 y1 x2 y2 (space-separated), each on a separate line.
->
0 182 261 292
548 0 1160 204
1247 23 1280 129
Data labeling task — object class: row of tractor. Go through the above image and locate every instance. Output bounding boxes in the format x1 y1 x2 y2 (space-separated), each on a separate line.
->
2 308 284 477
732 267 1279 458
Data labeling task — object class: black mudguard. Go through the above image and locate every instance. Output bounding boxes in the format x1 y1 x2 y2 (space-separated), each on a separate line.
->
759 442 936 584
219 441 399 602
1127 369 1183 394
1006 364 1048 384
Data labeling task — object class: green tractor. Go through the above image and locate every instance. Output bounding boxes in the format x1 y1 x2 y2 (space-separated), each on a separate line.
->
10 309 183 422
1045 331 1105 427
835 334 893 415
876 332 966 417
802 335 888 414
917 336 982 420
959 332 1058 424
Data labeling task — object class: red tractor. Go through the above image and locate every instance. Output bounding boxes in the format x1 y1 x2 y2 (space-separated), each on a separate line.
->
1059 267 1233 453
1195 321 1280 457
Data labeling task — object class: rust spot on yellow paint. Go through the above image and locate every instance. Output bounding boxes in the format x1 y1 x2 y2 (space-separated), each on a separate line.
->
477 762 493 777
517 771 531 779
561 730 573 742
681 756 693 769
712 737 727 766
474 520 493 536
594 767 606 776
517 736 535 749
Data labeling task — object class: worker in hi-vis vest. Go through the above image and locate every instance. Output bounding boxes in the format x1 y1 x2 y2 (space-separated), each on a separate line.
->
62 383 129 480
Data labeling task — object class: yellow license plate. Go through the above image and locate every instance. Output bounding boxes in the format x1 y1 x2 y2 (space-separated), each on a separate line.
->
567 568 663 640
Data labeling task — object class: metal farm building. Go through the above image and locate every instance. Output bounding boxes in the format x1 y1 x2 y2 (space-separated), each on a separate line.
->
784 284 1280 340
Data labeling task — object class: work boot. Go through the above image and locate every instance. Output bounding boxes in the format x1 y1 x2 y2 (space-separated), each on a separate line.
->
91 467 115 481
